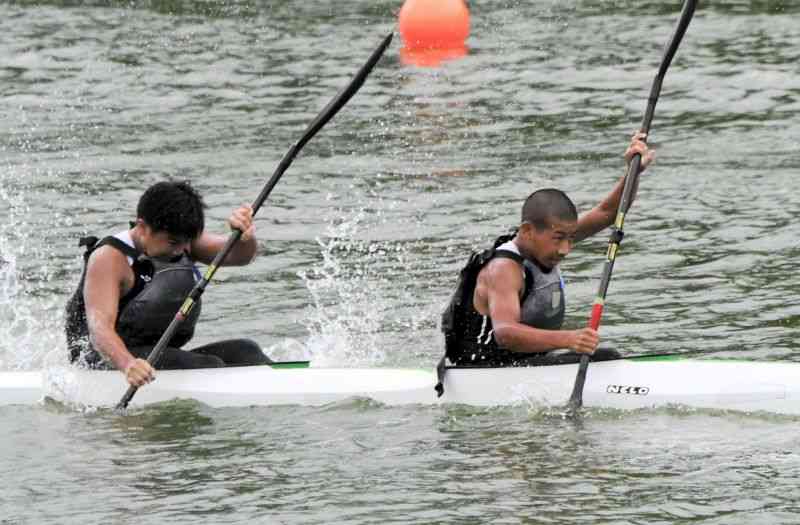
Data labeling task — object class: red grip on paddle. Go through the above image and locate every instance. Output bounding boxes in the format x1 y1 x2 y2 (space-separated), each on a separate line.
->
589 303 604 330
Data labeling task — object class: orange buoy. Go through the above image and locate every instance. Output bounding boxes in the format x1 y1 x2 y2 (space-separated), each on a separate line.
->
398 0 470 50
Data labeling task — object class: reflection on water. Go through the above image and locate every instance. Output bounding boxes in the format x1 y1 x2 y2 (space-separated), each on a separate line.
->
112 399 215 443
399 46 469 68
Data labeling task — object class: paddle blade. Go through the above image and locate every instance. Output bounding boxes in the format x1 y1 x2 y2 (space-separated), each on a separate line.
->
567 354 590 412
296 32 394 152
251 31 394 215
116 385 136 412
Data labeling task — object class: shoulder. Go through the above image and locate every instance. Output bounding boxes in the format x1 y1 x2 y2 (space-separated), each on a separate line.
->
86 244 131 280
478 256 524 289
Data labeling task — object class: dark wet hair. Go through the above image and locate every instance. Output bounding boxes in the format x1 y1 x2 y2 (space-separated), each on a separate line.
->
136 181 206 240
521 188 578 230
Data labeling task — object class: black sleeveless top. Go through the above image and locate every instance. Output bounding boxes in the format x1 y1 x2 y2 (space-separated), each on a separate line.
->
65 235 202 366
441 233 566 366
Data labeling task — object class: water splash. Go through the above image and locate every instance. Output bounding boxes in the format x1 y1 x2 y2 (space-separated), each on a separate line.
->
299 208 388 367
0 239 53 370
0 171 66 371
297 192 446 368
262 338 312 363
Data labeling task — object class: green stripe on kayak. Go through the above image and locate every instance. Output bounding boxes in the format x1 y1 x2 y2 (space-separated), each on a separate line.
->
628 354 688 362
627 354 749 363
270 361 311 369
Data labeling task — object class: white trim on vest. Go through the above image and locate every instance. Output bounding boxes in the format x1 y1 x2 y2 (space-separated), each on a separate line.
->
112 230 136 266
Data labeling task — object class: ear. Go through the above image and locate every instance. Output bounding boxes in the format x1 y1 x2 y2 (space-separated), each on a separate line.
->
134 219 150 236
518 222 535 238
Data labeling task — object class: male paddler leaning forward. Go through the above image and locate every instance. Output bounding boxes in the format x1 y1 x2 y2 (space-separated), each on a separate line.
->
65 180 273 387
441 132 655 367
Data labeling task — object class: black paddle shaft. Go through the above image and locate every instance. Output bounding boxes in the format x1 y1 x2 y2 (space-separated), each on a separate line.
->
116 32 394 410
568 0 697 412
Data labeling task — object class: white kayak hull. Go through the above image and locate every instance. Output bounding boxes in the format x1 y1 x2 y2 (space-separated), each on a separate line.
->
2 358 800 414
441 359 800 414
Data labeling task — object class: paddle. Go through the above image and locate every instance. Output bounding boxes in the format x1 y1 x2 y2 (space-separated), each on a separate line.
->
116 31 394 410
567 0 697 412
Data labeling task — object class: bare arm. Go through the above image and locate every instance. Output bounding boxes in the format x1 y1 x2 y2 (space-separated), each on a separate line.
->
475 259 597 354
83 247 154 386
575 132 655 243
575 174 629 243
191 204 258 266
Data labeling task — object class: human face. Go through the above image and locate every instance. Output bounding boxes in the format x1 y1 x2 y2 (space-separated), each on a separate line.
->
518 218 577 269
138 223 192 259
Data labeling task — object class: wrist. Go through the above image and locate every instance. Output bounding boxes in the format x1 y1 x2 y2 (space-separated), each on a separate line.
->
120 357 136 374
564 331 579 351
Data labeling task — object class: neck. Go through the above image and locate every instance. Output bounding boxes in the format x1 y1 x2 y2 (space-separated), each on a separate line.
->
512 238 553 272
511 238 534 263
129 226 145 254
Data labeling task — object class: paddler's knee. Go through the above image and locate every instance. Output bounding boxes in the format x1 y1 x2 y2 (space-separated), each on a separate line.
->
229 338 274 365
178 351 225 369
591 347 621 361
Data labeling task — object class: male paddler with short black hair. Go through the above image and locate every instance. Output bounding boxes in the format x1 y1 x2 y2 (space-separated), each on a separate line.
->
442 132 654 367
65 180 272 388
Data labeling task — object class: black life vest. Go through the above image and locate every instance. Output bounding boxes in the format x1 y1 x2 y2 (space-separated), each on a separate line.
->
65 235 202 366
440 233 535 367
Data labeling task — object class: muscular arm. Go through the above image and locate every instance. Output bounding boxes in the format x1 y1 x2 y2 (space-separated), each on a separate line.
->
191 232 257 266
575 132 653 243
475 259 579 353
84 247 135 370
84 247 154 385
575 174 633 243
191 205 258 266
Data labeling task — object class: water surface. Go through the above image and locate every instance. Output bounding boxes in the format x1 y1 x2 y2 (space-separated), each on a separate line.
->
2 0 799 523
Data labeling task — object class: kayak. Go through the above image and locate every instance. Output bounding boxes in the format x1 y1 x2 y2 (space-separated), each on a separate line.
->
1 362 435 409
2 355 800 414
